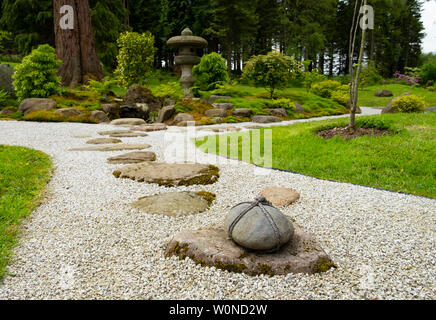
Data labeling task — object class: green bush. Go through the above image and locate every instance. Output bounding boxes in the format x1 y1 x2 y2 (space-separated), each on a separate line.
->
392 95 425 113
331 90 349 106
427 85 436 92
152 82 183 107
302 69 326 92
193 52 229 91
242 51 302 98
13 44 62 101
419 61 436 84
311 80 341 98
85 77 119 96
0 89 8 107
359 61 383 87
115 32 156 86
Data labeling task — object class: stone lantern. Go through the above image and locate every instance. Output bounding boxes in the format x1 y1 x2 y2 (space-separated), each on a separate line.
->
167 28 208 95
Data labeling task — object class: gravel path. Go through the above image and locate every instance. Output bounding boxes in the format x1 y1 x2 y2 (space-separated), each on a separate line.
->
0 108 434 300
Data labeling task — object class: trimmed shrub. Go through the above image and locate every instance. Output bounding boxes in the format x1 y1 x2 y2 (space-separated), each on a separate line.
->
193 52 229 91
392 95 425 113
13 44 62 101
115 32 156 86
311 80 341 98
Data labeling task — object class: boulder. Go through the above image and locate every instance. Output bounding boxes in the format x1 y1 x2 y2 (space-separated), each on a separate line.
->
70 144 151 152
294 102 305 114
124 84 160 111
113 162 220 187
268 108 287 118
259 187 300 207
110 118 146 126
107 151 157 164
86 138 122 145
18 98 57 115
0 107 16 116
374 89 393 97
232 108 253 117
165 227 335 276
212 103 234 110
174 113 194 123
225 199 293 251
119 104 149 120
204 109 227 117
131 191 215 217
382 93 412 114
0 63 14 93
132 123 167 132
90 110 109 123
251 115 281 123
157 105 175 123
208 95 232 103
54 108 82 117
102 104 120 120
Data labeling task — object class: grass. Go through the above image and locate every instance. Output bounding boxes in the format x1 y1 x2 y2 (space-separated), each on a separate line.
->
358 84 436 108
0 145 52 279
196 112 436 198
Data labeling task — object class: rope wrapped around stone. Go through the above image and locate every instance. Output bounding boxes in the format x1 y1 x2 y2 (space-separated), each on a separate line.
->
227 196 283 253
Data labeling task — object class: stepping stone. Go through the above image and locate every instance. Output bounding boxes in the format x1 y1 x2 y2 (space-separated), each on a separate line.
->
110 118 146 126
109 132 148 138
98 130 131 136
74 134 93 138
211 126 241 132
131 191 215 217
165 226 335 276
113 162 219 187
259 187 300 207
132 123 167 132
86 138 122 145
70 144 151 151
252 115 281 123
244 125 263 130
107 151 156 164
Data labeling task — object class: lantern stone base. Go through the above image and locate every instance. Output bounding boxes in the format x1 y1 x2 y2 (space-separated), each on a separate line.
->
165 227 335 276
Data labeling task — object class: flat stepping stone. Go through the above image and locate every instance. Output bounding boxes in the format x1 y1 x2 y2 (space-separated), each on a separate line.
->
109 132 148 138
132 123 167 132
110 118 146 126
259 187 300 207
86 138 122 144
131 191 215 217
70 144 151 151
107 151 156 164
113 162 219 187
165 226 335 276
98 130 131 136
244 125 263 130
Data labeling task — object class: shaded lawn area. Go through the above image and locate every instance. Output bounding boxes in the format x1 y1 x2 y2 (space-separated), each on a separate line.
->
196 113 436 198
0 145 52 279
358 84 436 108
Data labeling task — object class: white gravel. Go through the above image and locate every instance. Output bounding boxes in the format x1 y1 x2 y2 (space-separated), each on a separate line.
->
0 108 435 300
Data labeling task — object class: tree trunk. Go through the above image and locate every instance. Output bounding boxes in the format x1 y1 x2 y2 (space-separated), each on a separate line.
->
54 0 103 87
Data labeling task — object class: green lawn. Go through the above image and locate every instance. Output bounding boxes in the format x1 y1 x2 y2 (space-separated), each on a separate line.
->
0 145 52 279
196 113 436 198
358 84 436 108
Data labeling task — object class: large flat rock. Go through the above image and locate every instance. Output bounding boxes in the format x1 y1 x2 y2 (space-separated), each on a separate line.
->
69 144 151 151
131 191 215 217
110 118 146 126
132 123 168 132
259 187 300 206
113 162 219 187
165 227 335 276
86 138 122 145
107 151 156 164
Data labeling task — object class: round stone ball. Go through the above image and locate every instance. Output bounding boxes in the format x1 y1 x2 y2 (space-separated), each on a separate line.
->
225 202 294 252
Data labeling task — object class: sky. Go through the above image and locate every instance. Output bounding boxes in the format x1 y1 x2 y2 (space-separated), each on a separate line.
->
422 0 436 53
